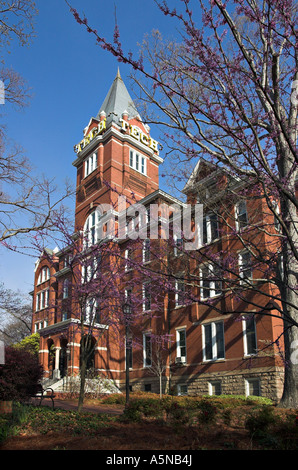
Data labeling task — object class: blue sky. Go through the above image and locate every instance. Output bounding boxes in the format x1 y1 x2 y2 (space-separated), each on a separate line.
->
0 0 183 295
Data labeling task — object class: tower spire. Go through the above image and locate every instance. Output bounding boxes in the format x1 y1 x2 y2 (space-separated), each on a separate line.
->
116 66 121 80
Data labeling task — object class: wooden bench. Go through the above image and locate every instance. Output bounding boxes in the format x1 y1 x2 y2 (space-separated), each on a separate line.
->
31 385 56 409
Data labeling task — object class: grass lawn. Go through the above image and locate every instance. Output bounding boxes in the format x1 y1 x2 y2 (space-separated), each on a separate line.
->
0 394 297 450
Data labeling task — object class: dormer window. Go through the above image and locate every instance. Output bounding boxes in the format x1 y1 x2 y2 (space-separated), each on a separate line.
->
129 149 146 175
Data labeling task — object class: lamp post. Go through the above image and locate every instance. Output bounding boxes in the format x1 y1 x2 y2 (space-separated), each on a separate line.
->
123 302 132 405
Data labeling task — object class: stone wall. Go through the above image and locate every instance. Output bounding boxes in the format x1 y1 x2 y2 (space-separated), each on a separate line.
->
124 367 284 403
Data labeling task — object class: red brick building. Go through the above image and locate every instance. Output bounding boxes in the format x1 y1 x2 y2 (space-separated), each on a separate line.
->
31 70 285 401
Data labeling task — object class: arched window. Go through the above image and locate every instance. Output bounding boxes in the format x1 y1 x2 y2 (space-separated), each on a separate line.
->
84 208 102 246
37 266 50 284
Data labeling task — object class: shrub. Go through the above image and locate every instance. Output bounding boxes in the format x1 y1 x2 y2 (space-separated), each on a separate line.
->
197 399 217 424
100 393 126 405
245 406 277 437
122 402 142 422
0 346 43 401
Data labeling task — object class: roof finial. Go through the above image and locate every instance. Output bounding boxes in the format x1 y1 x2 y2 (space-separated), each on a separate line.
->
116 67 121 80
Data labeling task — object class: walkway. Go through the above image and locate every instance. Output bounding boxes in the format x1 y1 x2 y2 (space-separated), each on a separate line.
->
30 398 124 415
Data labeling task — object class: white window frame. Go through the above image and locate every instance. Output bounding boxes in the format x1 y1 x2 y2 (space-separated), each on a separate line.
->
63 280 69 299
202 321 225 362
235 200 248 231
239 250 253 284
84 208 102 246
129 149 147 175
36 289 49 311
174 234 184 256
175 278 186 307
36 293 40 312
245 378 261 397
208 380 222 396
38 266 50 284
200 263 222 299
176 328 187 363
203 212 219 245
84 151 97 177
242 315 258 356
143 333 152 367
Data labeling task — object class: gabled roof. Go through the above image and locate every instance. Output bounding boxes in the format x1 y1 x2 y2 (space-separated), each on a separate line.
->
183 157 240 194
96 68 139 126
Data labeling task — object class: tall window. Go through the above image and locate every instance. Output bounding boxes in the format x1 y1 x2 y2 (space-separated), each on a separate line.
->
203 321 225 361
63 279 69 299
235 200 248 230
239 250 253 283
200 263 222 299
84 297 100 324
143 281 151 311
176 328 187 362
143 333 152 367
124 248 131 272
203 213 219 244
36 289 49 311
84 209 101 246
129 149 147 175
174 235 184 256
175 277 186 307
84 152 97 177
142 239 150 263
38 266 50 284
243 315 257 356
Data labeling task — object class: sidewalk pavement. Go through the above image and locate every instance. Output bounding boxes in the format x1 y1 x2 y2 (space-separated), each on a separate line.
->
30 398 124 415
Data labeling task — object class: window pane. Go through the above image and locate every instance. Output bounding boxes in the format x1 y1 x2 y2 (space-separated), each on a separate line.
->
145 335 152 366
177 279 185 306
237 201 248 229
241 251 252 279
210 381 222 396
210 213 219 241
245 317 257 354
216 322 225 359
247 379 260 396
179 330 186 357
204 324 212 360
201 266 210 298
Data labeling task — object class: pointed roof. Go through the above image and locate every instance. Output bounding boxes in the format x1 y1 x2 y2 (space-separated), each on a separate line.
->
97 68 139 126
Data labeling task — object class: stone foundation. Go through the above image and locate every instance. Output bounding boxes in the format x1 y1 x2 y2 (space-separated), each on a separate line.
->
121 367 284 403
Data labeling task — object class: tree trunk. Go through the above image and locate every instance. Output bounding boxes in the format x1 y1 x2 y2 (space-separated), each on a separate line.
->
277 154 298 408
78 357 87 413
159 374 162 399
